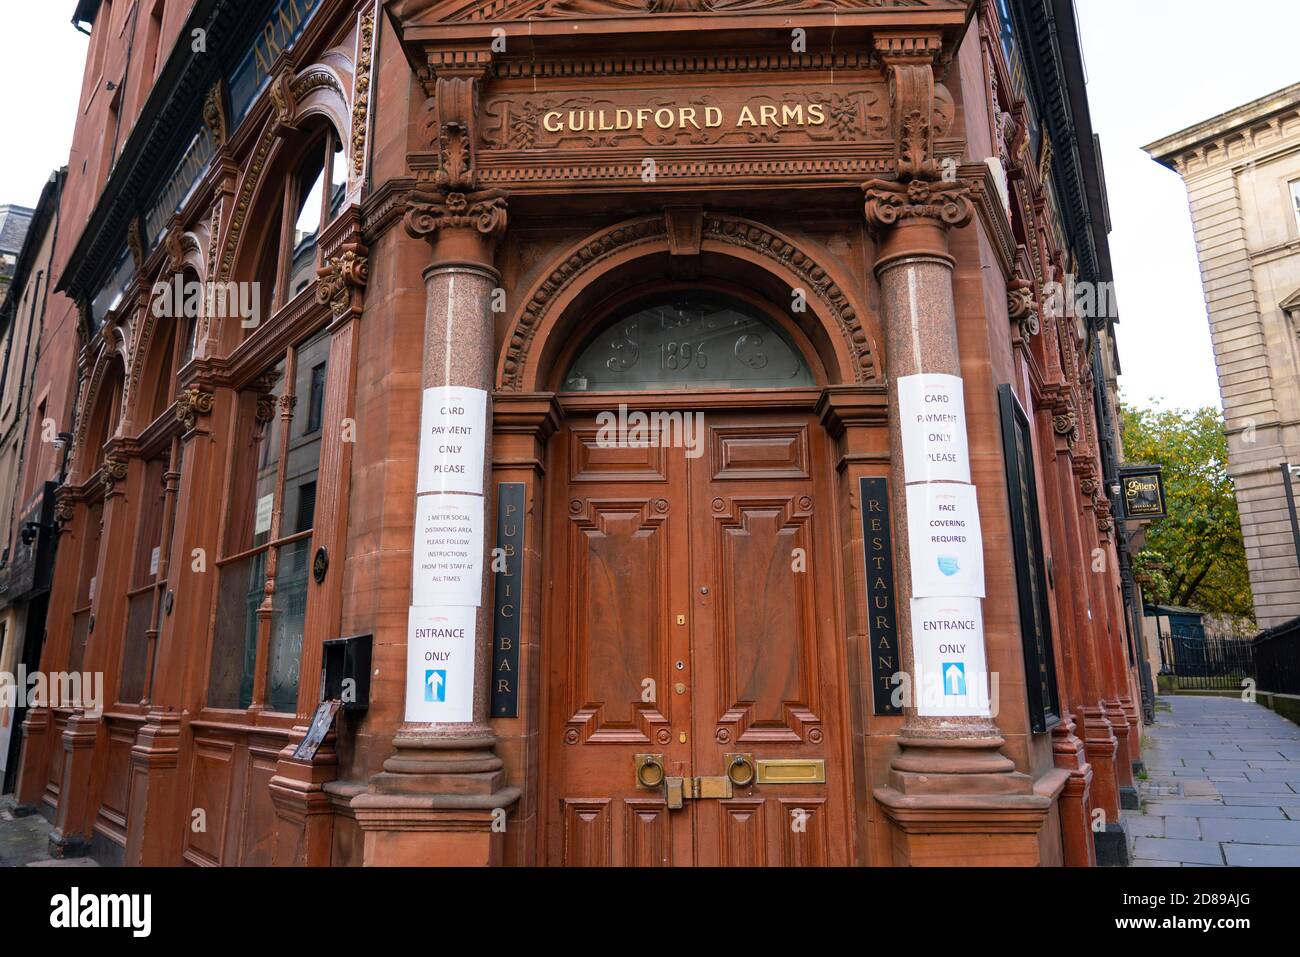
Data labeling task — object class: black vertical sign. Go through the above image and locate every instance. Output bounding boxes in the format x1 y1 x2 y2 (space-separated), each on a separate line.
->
860 477 902 715
490 483 524 717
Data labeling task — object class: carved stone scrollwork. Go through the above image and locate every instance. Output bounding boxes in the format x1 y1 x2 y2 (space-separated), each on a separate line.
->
404 188 508 240
404 69 509 251
351 11 375 177
53 499 75 526
175 386 215 431
255 394 277 425
101 455 129 494
1095 496 1114 536
862 176 973 232
127 217 146 271
316 248 370 319
164 223 185 275
861 32 971 237
1052 409 1078 446
269 68 299 137
204 81 228 149
1007 275 1039 340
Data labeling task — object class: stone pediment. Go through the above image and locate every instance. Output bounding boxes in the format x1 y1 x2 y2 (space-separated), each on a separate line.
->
390 0 961 25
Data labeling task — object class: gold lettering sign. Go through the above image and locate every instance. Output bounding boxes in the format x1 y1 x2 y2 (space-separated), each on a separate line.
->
540 102 827 135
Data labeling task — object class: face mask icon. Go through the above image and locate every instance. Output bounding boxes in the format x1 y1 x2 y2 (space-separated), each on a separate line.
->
937 556 960 577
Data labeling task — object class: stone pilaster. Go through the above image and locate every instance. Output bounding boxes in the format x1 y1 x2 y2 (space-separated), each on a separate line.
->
354 54 518 865
865 31 1057 865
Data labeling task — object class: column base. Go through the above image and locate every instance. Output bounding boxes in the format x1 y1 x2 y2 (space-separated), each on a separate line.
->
1120 786 1141 810
267 726 339 866
354 725 520 866
1093 821 1131 867
124 710 183 866
1052 714 1096 867
47 831 92 859
874 733 1067 866
49 711 102 854
1080 706 1120 821
1106 698 1136 790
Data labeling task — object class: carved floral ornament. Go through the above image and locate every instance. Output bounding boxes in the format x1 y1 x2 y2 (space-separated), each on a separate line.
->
1007 275 1039 340
862 176 973 232
404 187 509 241
316 248 370 318
53 499 76 526
101 455 130 493
1052 408 1079 445
175 386 215 431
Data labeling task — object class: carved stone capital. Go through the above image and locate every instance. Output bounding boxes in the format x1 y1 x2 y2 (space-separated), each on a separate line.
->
101 455 130 494
317 248 370 319
175 386 215 431
862 176 973 233
404 187 509 243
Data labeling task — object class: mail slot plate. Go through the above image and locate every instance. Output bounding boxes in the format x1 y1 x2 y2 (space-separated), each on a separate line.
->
755 758 826 785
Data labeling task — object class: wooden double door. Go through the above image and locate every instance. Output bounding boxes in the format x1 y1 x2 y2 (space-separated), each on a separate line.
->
542 398 852 866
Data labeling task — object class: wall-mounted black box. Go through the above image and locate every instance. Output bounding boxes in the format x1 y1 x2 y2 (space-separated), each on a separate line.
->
321 634 372 711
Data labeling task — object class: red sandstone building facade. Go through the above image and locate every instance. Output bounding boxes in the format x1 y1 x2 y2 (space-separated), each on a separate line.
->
6 0 1146 866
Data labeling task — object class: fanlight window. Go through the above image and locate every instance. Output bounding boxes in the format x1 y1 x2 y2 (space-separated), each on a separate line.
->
562 293 814 391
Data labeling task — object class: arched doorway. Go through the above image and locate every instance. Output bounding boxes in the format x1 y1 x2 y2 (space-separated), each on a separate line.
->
538 285 854 866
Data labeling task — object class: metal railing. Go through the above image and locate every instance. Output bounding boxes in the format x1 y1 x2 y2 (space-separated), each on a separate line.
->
1254 617 1300 695
1163 633 1256 691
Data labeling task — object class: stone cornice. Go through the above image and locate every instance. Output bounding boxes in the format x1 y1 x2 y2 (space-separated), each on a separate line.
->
1144 81 1300 173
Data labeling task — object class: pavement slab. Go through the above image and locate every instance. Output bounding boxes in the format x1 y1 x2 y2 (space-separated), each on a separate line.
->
1126 696 1300 867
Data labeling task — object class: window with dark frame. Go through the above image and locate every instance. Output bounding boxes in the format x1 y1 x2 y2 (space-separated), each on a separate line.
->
208 329 331 714
997 384 1061 733
255 130 348 320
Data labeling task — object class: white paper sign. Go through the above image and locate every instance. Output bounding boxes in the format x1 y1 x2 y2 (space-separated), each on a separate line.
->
417 387 487 495
410 493 484 608
897 373 971 484
911 596 991 716
149 547 160 577
255 493 275 535
906 482 985 597
404 605 476 723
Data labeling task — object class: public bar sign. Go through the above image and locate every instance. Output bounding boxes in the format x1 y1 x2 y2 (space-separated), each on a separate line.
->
491 483 525 717
1121 466 1166 520
911 596 992 717
405 606 476 723
897 373 972 484
418 387 487 495
905 482 986 598
859 477 902 715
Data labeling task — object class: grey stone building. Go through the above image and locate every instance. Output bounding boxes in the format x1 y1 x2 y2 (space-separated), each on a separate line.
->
1146 82 1300 628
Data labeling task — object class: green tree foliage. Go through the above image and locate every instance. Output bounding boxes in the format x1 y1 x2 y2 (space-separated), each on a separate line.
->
1120 402 1254 619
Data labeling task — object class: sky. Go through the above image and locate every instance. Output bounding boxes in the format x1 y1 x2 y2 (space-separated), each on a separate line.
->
1074 0 1298 411
0 2 1296 413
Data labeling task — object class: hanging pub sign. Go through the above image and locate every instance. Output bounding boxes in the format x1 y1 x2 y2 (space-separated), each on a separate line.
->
859 477 902 715
1120 466 1167 520
490 483 525 717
